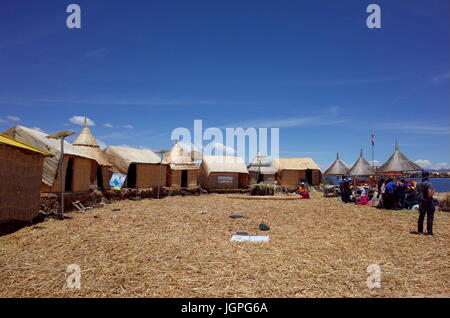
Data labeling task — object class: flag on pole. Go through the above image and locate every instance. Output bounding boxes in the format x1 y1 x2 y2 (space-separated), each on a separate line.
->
371 132 375 146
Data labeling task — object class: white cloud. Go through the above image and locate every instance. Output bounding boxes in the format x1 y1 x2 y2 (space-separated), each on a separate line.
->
96 138 107 150
295 74 403 86
414 159 432 168
430 71 450 84
226 115 350 129
177 141 202 153
377 122 450 135
210 142 236 156
176 141 236 157
122 124 134 129
0 118 7 123
7 115 20 121
102 123 113 128
414 159 450 170
225 106 350 129
69 116 95 126
434 162 450 170
0 96 221 107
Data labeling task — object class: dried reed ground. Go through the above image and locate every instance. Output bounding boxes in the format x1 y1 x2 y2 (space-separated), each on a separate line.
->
0 193 449 298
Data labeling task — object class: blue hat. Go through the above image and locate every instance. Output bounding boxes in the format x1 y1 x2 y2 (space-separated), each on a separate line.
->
422 171 430 178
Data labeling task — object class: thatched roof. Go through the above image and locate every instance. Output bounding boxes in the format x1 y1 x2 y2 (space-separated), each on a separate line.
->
2 125 95 186
323 153 349 176
378 141 423 173
247 152 277 174
272 158 321 171
0 133 52 156
348 149 376 176
163 142 198 170
104 146 165 175
201 155 248 177
72 118 99 148
72 119 111 167
73 145 112 167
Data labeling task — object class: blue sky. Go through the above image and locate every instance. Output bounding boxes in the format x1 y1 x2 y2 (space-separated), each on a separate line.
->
0 0 449 170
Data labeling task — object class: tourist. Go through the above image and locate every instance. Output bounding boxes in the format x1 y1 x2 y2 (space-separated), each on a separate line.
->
341 178 351 203
376 178 385 208
384 178 396 209
416 171 436 235
394 179 408 209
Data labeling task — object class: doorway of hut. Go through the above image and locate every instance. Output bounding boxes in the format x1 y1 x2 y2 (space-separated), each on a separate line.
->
305 169 313 186
181 170 188 188
127 164 137 188
65 157 74 192
96 166 104 190
257 172 264 183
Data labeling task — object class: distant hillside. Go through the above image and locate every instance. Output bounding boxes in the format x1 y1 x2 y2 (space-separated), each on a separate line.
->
429 169 450 173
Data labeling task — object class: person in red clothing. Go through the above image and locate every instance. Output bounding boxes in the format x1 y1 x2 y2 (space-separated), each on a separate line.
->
298 183 310 199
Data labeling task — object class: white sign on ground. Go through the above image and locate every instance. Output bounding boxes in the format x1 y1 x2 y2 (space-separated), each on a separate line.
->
231 235 269 242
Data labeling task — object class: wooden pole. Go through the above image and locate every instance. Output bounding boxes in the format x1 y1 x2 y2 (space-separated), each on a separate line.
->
157 155 162 199
45 130 75 218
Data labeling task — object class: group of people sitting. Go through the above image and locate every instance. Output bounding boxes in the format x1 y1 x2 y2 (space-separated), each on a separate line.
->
337 177 373 204
337 172 438 235
375 178 418 210
337 176 428 211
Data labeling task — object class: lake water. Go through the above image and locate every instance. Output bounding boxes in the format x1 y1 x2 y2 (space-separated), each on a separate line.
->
405 178 450 193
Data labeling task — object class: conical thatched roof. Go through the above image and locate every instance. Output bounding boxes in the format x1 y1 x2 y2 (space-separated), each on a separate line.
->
247 152 277 174
73 117 99 148
378 141 423 173
163 142 198 170
348 149 376 176
72 118 111 166
323 153 349 176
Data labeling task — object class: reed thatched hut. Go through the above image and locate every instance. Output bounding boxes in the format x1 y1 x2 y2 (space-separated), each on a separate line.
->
72 118 113 190
163 142 199 188
0 134 51 223
272 158 322 186
199 156 248 189
3 126 96 193
348 149 376 177
247 152 277 185
323 153 349 176
104 146 168 189
378 141 423 175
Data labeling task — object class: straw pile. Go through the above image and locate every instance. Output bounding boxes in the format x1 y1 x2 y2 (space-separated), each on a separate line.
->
0 193 449 297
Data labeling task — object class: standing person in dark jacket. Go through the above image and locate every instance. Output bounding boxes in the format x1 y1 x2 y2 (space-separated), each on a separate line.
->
340 177 351 203
417 171 436 235
384 178 396 209
395 179 408 210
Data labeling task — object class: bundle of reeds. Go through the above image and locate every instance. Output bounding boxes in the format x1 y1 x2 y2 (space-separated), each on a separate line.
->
250 183 275 196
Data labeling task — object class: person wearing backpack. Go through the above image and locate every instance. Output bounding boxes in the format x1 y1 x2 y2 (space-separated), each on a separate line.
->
416 171 436 235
